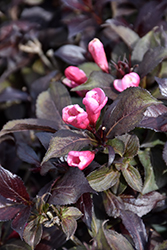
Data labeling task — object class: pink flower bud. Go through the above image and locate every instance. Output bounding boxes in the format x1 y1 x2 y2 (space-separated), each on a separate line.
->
67 150 95 170
64 66 87 85
62 104 89 129
83 88 108 125
113 72 140 92
88 38 109 73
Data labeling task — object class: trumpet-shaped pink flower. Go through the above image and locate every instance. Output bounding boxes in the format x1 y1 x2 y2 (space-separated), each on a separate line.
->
63 66 87 87
67 150 95 170
88 38 109 73
62 104 89 129
113 72 140 92
83 88 108 125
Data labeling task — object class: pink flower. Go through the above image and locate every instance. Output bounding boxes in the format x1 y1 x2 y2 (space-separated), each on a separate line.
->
67 151 95 170
113 72 140 92
63 66 87 87
88 38 109 73
62 104 89 129
82 88 108 125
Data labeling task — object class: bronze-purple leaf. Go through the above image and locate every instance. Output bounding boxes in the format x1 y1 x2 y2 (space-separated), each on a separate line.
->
49 167 95 205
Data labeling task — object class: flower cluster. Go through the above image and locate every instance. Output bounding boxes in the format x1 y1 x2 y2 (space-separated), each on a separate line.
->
62 87 108 170
62 38 109 92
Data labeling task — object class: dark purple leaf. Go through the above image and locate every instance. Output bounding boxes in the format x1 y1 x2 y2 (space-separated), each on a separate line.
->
30 71 58 101
155 76 167 98
49 167 95 205
54 45 86 65
139 104 167 132
0 195 22 221
42 129 96 164
16 142 40 166
36 132 54 150
104 18 139 48
0 118 57 138
0 165 30 204
103 222 134 250
12 206 31 239
163 142 167 165
0 87 29 103
134 1 167 36
49 81 72 116
23 218 43 249
72 71 117 100
36 90 65 128
136 46 167 79
102 87 159 139
107 145 115 166
120 210 147 250
77 193 93 229
65 15 97 39
121 192 165 217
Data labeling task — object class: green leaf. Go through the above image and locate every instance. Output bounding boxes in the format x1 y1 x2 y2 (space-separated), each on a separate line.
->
87 166 120 192
62 207 83 220
23 218 43 250
102 87 159 139
117 134 140 158
42 129 96 164
79 62 101 76
103 222 134 250
49 80 72 115
72 71 117 100
138 149 158 194
121 163 143 192
61 216 77 240
106 138 125 157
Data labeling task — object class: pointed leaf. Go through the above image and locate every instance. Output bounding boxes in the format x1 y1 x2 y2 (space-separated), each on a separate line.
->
62 207 83 220
155 76 167 97
117 134 140 158
72 71 117 100
138 149 158 194
139 103 167 132
105 19 139 48
42 130 96 164
163 141 167 165
12 206 31 239
87 166 119 192
23 218 43 249
102 87 159 139
36 91 64 128
136 46 167 78
61 216 77 240
120 210 147 250
121 191 165 217
121 164 143 192
0 119 57 138
49 167 95 205
17 142 40 166
77 193 93 229
0 165 30 204
49 81 72 115
103 222 134 250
